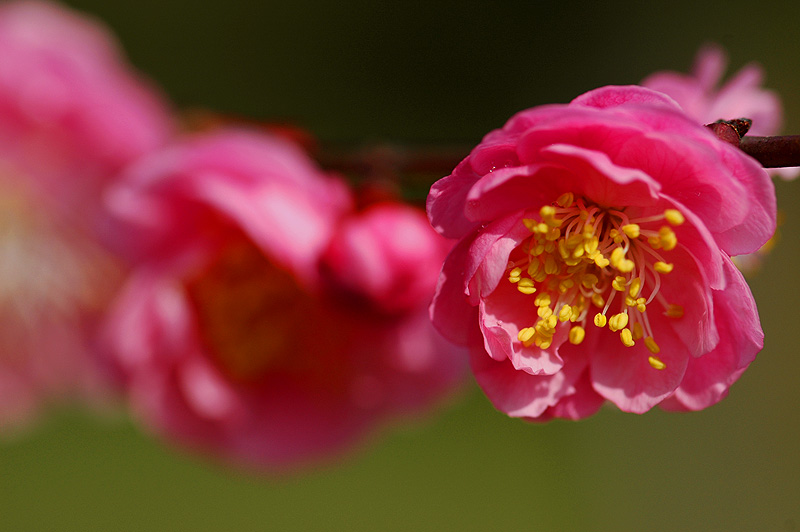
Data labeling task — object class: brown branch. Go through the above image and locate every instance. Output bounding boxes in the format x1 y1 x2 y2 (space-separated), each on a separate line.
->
739 136 800 168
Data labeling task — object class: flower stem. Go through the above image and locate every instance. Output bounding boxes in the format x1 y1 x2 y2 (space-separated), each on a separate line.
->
739 136 800 168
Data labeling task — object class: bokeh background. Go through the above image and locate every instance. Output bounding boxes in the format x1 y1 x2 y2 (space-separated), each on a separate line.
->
2 1 800 530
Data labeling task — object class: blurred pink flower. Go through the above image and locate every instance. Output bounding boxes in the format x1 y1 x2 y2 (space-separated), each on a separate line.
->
104 130 464 470
642 44 798 179
428 85 774 419
0 1 173 431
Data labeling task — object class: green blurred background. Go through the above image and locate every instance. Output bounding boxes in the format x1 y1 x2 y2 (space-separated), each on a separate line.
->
3 1 800 530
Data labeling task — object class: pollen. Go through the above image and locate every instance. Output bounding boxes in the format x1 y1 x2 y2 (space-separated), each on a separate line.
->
507 197 684 363
648 356 667 370
569 325 586 345
664 209 685 226
620 328 635 347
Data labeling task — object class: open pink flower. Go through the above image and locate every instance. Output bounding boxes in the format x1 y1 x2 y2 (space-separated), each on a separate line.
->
0 1 173 431
428 85 774 419
104 130 464 469
642 44 797 180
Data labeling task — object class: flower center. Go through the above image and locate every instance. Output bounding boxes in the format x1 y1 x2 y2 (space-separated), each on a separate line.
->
507 192 685 370
184 238 317 383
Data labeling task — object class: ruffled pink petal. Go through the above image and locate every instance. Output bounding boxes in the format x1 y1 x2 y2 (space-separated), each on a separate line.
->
429 231 480 345
660 257 762 411
470 342 591 419
590 315 690 413
570 85 683 111
532 370 606 421
427 158 482 239
479 278 565 374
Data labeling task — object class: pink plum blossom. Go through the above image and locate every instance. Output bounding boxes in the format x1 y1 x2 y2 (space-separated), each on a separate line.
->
0 1 173 431
642 44 798 179
427 85 774 419
103 130 464 470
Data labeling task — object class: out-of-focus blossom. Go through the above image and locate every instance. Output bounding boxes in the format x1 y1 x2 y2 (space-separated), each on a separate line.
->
103 130 464 470
0 1 173 431
642 44 798 180
428 85 774 419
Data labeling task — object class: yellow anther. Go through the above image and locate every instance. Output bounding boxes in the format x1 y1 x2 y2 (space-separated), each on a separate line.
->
540 205 556 219
566 234 584 248
534 293 551 307
628 277 642 297
636 298 647 313
571 245 585 258
648 355 666 370
633 322 644 340
536 223 549 234
546 227 561 241
537 337 553 349
523 219 538 231
518 327 535 344
609 229 619 239
557 192 574 207
558 240 570 259
581 273 599 289
594 254 610 268
558 305 572 322
666 304 684 318
537 305 553 319
533 269 547 282
610 247 625 267
517 278 536 295
644 336 660 354
594 313 607 328
608 312 629 332
544 241 556 254
620 328 635 347
664 209 685 226
584 235 599 254
591 293 605 308
569 326 586 345
617 258 635 273
654 261 673 274
648 236 662 249
659 226 678 251
527 259 540 276
508 266 522 278
625 295 637 307
533 243 545 255
622 224 641 239
558 279 574 293
612 276 627 291
546 315 558 329
544 255 559 275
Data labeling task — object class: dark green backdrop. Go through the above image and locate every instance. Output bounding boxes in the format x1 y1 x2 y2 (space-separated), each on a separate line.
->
3 1 799 530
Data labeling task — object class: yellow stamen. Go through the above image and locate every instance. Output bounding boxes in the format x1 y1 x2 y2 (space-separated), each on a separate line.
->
591 293 605 308
612 276 627 291
517 278 536 295
628 277 642 298
518 327 535 344
620 328 635 347
608 312 629 332
594 313 607 328
654 261 673 274
664 209 685 226
648 356 666 370
622 224 640 239
569 325 586 345
534 293 551 307
633 322 644 340
557 192 574 207
666 304 684 318
644 336 660 354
